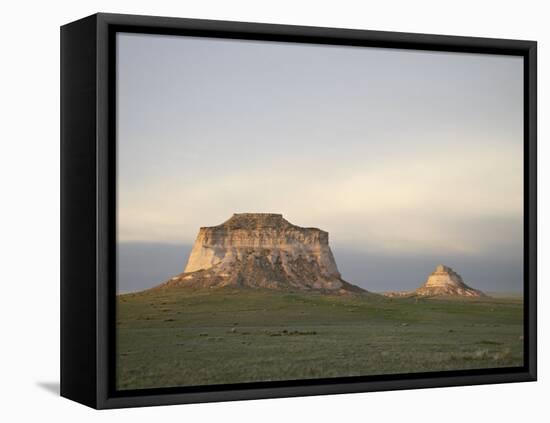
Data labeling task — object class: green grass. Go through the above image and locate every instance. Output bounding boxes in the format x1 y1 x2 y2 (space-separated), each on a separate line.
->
116 287 523 390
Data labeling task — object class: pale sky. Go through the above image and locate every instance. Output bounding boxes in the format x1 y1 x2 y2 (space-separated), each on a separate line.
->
116 32 523 293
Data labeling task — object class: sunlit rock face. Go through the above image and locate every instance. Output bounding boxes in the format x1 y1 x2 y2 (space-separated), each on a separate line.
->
155 213 366 294
414 265 486 297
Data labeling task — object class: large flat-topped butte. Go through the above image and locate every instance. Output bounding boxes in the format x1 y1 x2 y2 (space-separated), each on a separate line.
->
156 213 367 295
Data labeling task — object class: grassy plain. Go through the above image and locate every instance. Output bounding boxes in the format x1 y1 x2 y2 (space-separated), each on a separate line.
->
116 287 523 390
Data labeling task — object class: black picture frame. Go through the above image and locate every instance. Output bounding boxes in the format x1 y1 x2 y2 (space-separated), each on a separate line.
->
60 12 537 409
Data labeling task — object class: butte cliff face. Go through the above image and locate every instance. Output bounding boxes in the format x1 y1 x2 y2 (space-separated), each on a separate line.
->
156 213 366 294
414 265 486 297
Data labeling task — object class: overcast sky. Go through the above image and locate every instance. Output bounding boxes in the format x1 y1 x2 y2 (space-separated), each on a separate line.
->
117 32 523 293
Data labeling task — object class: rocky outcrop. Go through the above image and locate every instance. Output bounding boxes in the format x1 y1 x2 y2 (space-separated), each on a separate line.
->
384 265 486 298
155 213 367 295
414 265 486 297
